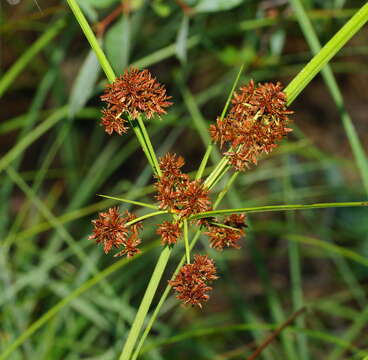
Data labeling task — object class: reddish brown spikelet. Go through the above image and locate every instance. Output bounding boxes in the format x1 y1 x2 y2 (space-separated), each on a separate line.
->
155 153 212 218
169 254 218 307
159 153 186 179
89 208 142 257
100 67 172 135
210 80 293 171
178 180 212 218
205 214 247 251
157 221 181 245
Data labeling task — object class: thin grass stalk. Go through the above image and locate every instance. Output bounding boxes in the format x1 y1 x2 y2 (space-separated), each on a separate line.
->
97 194 159 210
0 107 67 174
136 115 162 177
190 202 368 220
125 211 168 226
283 156 309 360
213 172 239 208
195 143 214 180
0 18 66 97
119 247 172 360
183 219 190 264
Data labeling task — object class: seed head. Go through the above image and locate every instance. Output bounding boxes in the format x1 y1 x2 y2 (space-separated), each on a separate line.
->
169 254 218 307
89 207 142 257
155 153 212 218
205 214 247 251
157 221 181 245
100 68 172 135
210 80 293 171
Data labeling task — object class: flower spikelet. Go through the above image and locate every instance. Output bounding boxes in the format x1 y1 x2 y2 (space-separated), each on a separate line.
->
100 67 172 135
205 214 247 251
169 254 218 307
210 80 293 171
89 208 142 257
155 153 212 218
157 221 181 245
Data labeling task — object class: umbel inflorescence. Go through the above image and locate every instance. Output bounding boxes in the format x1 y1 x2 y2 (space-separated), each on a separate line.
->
90 68 293 307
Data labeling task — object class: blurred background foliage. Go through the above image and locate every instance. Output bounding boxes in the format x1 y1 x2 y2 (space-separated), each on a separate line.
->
1 0 368 359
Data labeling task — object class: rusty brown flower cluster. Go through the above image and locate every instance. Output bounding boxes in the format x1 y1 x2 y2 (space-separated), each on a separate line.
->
210 80 293 171
205 214 247 251
156 221 181 246
100 68 172 135
155 153 212 218
89 207 142 257
169 254 218 307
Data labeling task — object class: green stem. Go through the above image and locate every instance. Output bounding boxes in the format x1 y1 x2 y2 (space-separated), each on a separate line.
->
285 3 368 104
126 210 167 226
190 201 368 220
213 172 239 208
208 222 242 232
136 115 162 177
195 143 214 180
289 0 368 195
183 219 190 264
97 194 158 210
66 0 115 82
119 247 172 360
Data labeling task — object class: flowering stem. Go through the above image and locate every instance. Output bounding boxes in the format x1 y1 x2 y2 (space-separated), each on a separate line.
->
190 201 368 220
129 118 156 171
126 210 168 227
208 222 242 232
66 0 116 82
195 143 214 180
204 156 229 189
119 247 172 360
136 115 162 177
213 172 239 209
183 219 190 264
97 194 159 210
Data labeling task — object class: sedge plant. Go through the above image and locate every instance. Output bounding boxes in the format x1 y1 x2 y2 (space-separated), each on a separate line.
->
1 2 368 360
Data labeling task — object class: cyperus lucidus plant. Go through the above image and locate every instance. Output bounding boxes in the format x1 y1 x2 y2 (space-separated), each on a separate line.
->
2 2 367 360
